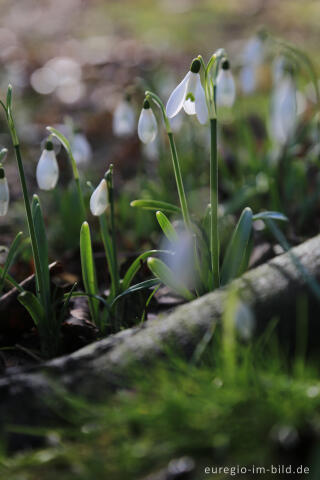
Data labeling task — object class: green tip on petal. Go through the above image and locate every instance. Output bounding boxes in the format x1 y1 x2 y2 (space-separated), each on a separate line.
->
45 140 54 151
190 58 201 74
143 99 150 109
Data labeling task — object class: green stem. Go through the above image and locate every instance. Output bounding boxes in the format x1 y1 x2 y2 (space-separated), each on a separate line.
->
167 133 191 230
210 118 220 289
99 213 117 299
106 167 120 295
145 90 191 230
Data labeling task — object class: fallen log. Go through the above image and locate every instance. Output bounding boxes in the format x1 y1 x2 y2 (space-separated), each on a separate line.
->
1 234 320 449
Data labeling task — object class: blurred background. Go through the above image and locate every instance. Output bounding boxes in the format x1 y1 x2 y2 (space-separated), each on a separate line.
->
0 0 319 272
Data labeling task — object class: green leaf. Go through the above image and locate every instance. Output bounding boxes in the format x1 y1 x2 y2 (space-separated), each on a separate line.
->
46 126 78 179
147 257 195 301
253 211 288 222
112 278 161 306
31 195 50 302
0 231 23 295
130 199 181 214
122 249 172 291
221 207 253 286
156 211 178 243
6 84 12 110
18 291 45 326
80 221 99 325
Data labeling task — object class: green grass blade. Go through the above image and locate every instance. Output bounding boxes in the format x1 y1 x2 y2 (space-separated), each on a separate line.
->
221 207 253 286
156 211 178 243
0 231 23 295
147 257 195 301
31 195 50 304
112 278 161 307
80 221 99 325
253 211 288 222
122 250 172 291
18 291 45 326
130 199 181 214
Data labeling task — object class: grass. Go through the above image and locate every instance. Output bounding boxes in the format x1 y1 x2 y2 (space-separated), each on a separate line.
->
1 325 320 479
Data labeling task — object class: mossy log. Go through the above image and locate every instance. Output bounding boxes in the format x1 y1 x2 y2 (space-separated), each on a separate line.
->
1 234 320 449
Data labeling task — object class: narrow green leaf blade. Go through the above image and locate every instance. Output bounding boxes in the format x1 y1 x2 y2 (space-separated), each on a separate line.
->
18 291 45 326
147 257 195 301
80 221 99 324
112 278 160 306
31 195 50 302
130 199 181 214
156 211 179 244
122 249 171 291
221 207 253 285
253 211 288 222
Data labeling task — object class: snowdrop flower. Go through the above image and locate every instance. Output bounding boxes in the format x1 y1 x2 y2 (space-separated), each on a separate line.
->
242 35 264 67
72 132 92 166
113 98 135 137
216 60 236 108
239 65 257 94
138 99 158 144
166 58 208 125
270 73 297 145
0 164 9 216
90 178 108 216
36 141 59 190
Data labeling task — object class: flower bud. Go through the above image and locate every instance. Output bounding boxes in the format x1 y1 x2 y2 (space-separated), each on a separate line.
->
138 101 158 144
216 60 236 108
113 99 135 137
90 178 108 216
0 164 9 216
36 141 59 190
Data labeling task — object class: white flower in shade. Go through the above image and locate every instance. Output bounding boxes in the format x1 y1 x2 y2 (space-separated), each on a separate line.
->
240 64 257 94
242 35 264 66
270 74 297 145
138 100 158 144
72 132 92 166
166 58 208 125
90 178 108 216
36 141 59 191
0 165 9 216
216 60 236 108
113 99 135 137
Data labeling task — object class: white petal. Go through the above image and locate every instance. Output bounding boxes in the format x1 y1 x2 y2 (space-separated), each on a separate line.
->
270 77 297 144
36 150 59 191
138 108 158 144
240 65 256 94
166 71 191 118
242 36 264 66
0 178 9 216
90 179 108 216
183 72 197 115
72 133 92 166
183 98 196 115
195 74 208 124
113 101 136 137
216 70 236 108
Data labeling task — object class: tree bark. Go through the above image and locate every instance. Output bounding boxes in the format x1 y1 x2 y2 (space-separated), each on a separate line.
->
1 234 320 449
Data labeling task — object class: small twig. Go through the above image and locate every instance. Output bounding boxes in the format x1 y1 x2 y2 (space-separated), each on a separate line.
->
14 344 43 363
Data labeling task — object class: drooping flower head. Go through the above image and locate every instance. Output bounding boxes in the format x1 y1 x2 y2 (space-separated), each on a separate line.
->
36 140 59 191
72 131 92 166
166 58 208 125
113 95 136 138
216 59 236 108
90 178 108 216
138 99 158 144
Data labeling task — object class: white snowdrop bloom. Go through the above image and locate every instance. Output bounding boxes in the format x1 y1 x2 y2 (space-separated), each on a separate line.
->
242 35 264 66
0 165 9 216
142 136 159 161
272 56 286 84
138 100 158 144
113 99 135 137
216 60 236 108
90 178 108 216
72 133 92 166
36 141 59 191
270 75 297 145
166 58 208 125
240 64 257 94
